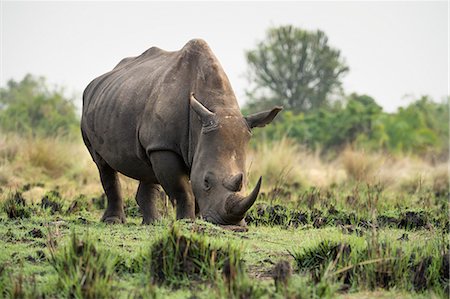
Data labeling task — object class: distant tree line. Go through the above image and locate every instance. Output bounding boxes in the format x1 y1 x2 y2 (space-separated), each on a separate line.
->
0 74 79 137
248 93 449 158
244 25 448 158
1 26 447 158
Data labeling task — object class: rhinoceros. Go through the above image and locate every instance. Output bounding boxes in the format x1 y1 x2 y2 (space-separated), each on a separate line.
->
81 39 281 225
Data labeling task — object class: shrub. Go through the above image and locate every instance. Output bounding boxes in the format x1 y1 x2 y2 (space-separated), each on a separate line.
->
0 74 79 137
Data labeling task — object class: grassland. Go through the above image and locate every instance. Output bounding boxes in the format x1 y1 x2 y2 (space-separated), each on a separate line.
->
0 134 448 298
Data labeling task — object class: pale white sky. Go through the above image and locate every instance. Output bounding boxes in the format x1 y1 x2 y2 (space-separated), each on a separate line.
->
1 1 448 112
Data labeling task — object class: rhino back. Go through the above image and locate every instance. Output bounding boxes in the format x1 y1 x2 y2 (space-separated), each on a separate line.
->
81 39 238 179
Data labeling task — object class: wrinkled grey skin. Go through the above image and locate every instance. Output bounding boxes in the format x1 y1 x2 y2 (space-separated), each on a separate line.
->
81 39 281 225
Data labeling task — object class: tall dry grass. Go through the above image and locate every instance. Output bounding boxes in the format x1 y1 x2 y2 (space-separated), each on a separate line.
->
247 137 346 189
0 133 100 199
0 134 447 201
248 137 448 194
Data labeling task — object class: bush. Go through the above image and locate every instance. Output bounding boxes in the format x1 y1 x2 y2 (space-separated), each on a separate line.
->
0 74 79 137
249 94 448 157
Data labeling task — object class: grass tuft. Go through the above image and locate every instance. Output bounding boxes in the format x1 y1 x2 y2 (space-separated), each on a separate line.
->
2 191 31 219
48 231 117 299
272 260 292 293
66 194 91 214
149 223 243 286
291 234 448 293
40 190 64 214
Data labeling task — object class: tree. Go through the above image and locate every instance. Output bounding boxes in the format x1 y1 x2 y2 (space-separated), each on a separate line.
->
0 74 79 137
245 25 349 113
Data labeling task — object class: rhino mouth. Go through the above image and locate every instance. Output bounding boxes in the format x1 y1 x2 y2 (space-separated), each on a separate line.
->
202 213 228 225
201 177 262 226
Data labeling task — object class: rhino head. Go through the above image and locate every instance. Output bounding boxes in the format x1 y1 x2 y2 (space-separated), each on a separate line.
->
189 93 282 226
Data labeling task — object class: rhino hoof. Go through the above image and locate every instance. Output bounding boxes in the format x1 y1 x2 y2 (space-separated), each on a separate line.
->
141 217 160 225
219 225 249 233
102 215 126 224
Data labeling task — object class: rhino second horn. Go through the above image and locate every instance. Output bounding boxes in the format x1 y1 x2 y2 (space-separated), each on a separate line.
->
224 173 244 192
227 177 262 217
190 93 215 121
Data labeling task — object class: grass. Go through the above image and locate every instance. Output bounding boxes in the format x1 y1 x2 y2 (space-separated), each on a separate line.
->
149 222 243 286
0 133 448 298
48 231 117 298
291 234 448 293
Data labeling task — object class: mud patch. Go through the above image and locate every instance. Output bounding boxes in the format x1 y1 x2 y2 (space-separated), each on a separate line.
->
245 204 308 227
398 211 429 229
246 204 440 231
21 182 45 191
28 228 44 238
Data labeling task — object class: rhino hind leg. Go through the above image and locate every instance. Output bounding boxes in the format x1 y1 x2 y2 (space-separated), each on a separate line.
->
95 157 126 224
136 182 161 224
149 151 195 220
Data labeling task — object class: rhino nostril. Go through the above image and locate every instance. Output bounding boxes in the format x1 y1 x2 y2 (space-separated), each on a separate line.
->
224 173 243 192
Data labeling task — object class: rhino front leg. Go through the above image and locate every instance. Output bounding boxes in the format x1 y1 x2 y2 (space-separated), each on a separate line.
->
95 157 126 224
136 182 161 224
149 151 195 220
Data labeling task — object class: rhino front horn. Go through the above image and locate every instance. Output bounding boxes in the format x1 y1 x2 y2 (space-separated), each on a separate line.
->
226 177 262 217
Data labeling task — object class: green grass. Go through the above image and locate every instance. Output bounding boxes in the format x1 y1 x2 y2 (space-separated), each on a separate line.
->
0 135 448 298
0 208 448 298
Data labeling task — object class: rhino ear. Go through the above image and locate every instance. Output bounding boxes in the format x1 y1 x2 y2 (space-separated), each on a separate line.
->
190 93 215 125
245 106 282 129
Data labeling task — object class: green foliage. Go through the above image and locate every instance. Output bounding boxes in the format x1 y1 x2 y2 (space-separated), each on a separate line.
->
124 197 141 218
245 25 349 113
381 96 449 156
251 94 448 156
0 74 79 137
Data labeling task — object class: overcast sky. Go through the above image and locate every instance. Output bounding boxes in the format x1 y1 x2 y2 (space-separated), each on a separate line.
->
1 1 448 112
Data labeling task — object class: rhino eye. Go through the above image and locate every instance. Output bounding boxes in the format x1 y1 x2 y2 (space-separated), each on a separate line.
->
203 173 213 191
203 178 211 191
